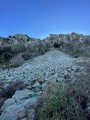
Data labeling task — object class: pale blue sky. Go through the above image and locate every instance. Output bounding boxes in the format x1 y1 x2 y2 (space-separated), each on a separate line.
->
0 0 90 38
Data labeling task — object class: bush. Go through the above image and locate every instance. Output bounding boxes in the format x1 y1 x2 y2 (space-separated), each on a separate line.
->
10 55 24 67
37 79 88 120
53 42 60 48
8 35 12 38
22 52 31 60
0 46 4 54
0 46 13 62
3 52 13 60
69 49 89 57
0 46 12 54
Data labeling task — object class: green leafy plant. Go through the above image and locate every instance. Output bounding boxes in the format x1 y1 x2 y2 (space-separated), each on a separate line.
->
37 80 86 120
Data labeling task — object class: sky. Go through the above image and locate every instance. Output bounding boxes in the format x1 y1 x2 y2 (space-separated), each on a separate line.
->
0 0 90 39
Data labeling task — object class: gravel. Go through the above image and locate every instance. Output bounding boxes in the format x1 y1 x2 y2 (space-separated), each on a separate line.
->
0 50 77 83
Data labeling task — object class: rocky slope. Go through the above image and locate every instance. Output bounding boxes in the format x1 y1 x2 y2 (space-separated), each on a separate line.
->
44 32 90 57
0 50 77 83
0 49 88 120
0 33 90 120
0 32 90 65
0 34 51 65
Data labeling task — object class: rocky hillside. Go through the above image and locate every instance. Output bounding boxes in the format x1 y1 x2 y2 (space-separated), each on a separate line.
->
0 32 90 66
0 34 51 66
44 32 90 57
0 33 90 120
0 50 82 119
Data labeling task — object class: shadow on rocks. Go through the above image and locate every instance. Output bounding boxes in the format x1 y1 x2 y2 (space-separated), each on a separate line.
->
0 80 26 115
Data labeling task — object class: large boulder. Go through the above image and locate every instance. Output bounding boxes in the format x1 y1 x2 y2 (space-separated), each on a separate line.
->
0 104 26 120
1 98 16 112
22 96 42 110
1 89 35 111
12 89 34 103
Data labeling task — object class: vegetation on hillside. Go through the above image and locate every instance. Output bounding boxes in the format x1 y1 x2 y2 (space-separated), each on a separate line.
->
37 74 90 120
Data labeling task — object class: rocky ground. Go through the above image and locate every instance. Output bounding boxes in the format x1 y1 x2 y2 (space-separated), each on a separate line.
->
0 49 88 120
0 49 78 82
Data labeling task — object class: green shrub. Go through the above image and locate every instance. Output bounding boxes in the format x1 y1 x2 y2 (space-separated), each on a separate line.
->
3 52 13 60
8 35 12 38
68 49 88 57
22 52 31 60
74 50 88 57
37 80 86 120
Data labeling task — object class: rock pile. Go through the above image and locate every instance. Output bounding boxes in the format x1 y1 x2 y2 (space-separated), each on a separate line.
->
0 32 90 64
0 50 81 120
0 32 90 120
